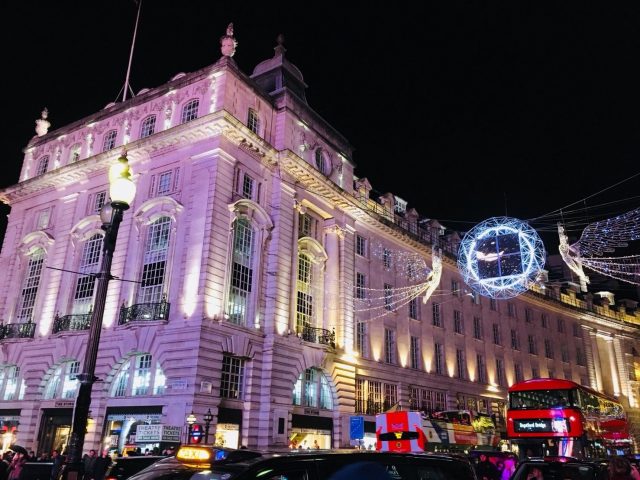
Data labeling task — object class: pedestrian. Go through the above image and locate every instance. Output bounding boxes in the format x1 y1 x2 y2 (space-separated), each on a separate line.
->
313 440 320 449
50 450 65 480
608 457 635 480
476 454 499 480
92 449 112 480
8 452 26 480
82 449 97 480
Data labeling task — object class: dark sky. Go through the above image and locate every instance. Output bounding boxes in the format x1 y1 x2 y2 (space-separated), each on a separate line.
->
2 3 639 293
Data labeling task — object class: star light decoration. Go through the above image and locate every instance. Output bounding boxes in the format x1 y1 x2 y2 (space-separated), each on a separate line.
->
558 207 640 288
457 217 546 299
352 244 443 321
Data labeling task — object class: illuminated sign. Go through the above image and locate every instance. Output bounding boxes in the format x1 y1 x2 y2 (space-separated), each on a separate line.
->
514 418 569 433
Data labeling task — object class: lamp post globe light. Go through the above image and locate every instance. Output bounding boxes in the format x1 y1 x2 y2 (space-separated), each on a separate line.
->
186 412 197 444
203 408 213 444
62 153 135 480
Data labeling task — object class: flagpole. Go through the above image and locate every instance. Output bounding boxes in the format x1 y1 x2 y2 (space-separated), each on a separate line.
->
122 0 142 102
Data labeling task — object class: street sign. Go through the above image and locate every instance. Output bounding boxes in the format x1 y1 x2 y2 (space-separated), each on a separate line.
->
349 416 364 440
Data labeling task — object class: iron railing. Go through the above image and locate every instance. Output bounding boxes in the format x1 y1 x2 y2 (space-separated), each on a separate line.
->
0 322 36 340
297 325 335 348
119 298 170 325
52 313 91 334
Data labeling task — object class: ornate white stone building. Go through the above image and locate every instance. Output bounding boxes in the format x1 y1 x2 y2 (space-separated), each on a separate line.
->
0 30 639 456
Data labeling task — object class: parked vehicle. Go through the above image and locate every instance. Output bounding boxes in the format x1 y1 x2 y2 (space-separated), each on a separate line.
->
510 457 607 480
105 456 167 480
18 462 53 480
126 444 478 480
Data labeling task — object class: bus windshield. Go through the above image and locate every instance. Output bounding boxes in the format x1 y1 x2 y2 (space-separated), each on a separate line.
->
509 389 575 409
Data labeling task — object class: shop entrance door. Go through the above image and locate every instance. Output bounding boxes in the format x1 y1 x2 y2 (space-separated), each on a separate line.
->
38 409 72 455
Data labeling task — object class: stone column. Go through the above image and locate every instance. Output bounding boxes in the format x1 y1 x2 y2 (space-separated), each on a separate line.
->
324 221 344 344
585 327 603 391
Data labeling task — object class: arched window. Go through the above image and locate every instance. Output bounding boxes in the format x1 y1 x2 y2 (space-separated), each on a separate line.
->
71 234 102 314
180 99 199 124
111 354 166 397
16 248 46 322
36 156 49 176
137 216 171 304
102 129 118 152
140 115 156 139
0 365 25 401
226 218 254 326
314 149 329 175
44 361 79 400
296 253 313 335
69 144 82 163
292 368 333 409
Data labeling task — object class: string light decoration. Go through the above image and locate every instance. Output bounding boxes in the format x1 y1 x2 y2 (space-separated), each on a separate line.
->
558 207 640 286
352 244 443 321
457 217 546 299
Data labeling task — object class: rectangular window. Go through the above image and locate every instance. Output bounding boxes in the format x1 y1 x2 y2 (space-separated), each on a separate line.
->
150 167 180 197
573 323 582 337
545 339 554 358
576 347 586 366
456 349 466 379
355 234 367 256
541 314 549 328
525 308 533 323
490 298 497 311
493 323 501 345
157 171 172 195
102 130 117 152
410 336 421 369
242 173 255 199
528 335 537 355
473 317 482 339
132 354 152 396
561 346 570 363
384 328 396 364
557 317 565 333
384 284 393 311
247 108 260 134
140 115 156 138
548 369 555 379
384 383 398 411
91 191 107 214
532 367 540 379
36 156 49 175
17 250 45 322
514 363 524 383
434 343 444 375
181 99 199 124
508 303 516 317
451 279 460 297
432 303 442 327
496 359 505 386
355 272 366 299
476 354 487 383
511 329 519 350
382 248 391 269
35 208 51 229
356 322 368 358
220 355 244 399
454 310 464 334
409 297 419 320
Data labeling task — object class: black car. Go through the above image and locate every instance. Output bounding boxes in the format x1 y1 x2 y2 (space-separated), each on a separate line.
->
19 462 53 480
104 455 167 480
125 445 478 480
511 457 607 480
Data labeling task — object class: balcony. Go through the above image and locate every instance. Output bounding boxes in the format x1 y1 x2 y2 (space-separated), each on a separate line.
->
52 313 91 334
0 322 36 340
119 297 170 325
297 325 335 348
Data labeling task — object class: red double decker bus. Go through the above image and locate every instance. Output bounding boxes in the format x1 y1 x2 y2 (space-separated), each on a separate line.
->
507 378 632 458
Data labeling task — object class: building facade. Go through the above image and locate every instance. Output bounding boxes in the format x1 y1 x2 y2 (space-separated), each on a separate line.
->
0 31 639 456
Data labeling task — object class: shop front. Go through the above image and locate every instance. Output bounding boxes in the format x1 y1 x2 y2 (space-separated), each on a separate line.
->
290 413 332 450
36 404 73 456
103 406 180 455
214 408 242 448
0 409 21 453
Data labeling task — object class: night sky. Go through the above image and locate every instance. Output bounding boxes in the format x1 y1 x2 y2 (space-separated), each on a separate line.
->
3 3 639 295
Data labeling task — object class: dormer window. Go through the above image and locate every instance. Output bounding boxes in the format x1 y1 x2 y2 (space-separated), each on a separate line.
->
102 129 117 152
140 115 156 138
315 148 329 175
247 109 260 135
36 156 49 176
181 99 199 124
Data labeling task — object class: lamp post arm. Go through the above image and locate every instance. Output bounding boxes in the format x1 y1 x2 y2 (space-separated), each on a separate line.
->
63 205 124 475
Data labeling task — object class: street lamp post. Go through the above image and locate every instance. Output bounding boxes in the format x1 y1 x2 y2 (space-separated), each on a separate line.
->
203 409 213 444
62 153 136 480
186 412 197 444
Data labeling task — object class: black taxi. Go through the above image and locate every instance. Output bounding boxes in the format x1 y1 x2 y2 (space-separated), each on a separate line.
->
126 444 478 480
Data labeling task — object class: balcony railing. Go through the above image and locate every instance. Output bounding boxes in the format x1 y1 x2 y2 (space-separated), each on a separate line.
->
52 313 91 334
119 297 170 325
297 325 335 348
0 322 36 340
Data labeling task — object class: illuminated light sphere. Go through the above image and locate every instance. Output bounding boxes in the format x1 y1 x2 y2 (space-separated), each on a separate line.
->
457 216 546 299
